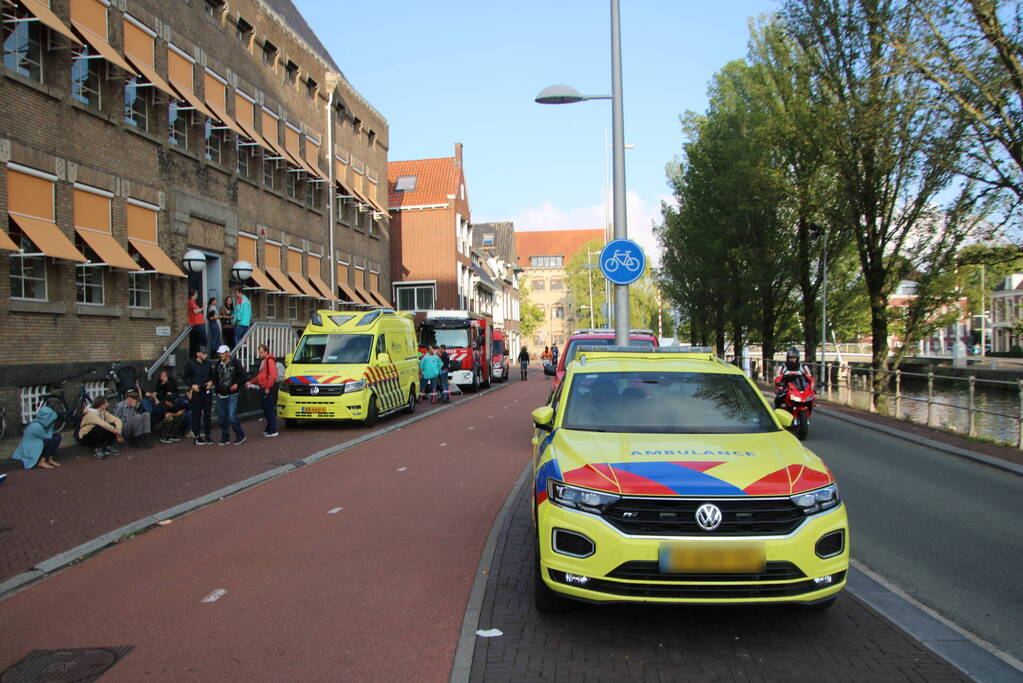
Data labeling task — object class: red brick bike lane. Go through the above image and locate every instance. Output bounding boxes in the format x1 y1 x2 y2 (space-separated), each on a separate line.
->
0 375 550 682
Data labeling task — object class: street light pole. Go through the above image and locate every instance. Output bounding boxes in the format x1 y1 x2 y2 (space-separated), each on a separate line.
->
609 0 630 345
587 252 595 328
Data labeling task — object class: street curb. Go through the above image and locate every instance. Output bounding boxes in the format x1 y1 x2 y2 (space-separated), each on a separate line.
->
449 462 530 683
849 560 1023 682
0 378 518 602
816 406 1023 477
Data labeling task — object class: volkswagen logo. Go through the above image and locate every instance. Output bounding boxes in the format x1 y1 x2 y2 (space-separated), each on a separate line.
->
310 385 320 395
695 503 723 531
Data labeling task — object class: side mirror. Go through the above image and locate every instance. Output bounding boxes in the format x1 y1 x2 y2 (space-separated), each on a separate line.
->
774 409 794 428
543 363 557 377
377 352 391 364
285 353 294 366
532 406 555 432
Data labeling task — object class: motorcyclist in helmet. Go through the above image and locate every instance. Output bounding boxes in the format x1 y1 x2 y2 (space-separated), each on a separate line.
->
774 348 815 408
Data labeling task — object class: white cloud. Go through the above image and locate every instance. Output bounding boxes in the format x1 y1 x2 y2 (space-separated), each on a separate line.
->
482 191 673 265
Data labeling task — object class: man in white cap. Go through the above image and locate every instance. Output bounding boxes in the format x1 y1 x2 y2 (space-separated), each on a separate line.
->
212 343 248 446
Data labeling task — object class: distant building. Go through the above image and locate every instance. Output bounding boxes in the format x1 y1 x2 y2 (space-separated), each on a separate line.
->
515 228 604 349
473 222 521 351
885 280 969 354
991 273 1023 352
388 143 473 311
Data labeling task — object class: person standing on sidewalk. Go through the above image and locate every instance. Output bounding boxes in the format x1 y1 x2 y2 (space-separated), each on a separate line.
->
518 346 530 381
206 296 222 354
187 290 206 357
248 344 279 437
11 405 61 470
213 344 247 446
220 295 235 349
437 345 452 403
78 396 123 459
419 346 443 404
184 346 214 445
232 286 252 346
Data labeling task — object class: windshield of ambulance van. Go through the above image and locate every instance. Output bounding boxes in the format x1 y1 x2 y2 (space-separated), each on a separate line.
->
563 337 653 365
293 334 373 364
562 371 777 434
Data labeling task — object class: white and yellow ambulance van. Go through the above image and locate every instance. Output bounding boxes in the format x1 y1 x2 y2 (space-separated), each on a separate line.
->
278 309 420 426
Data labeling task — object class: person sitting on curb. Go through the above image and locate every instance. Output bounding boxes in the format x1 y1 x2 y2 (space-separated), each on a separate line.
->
112 390 152 449
153 393 189 444
247 343 279 437
184 346 215 446
12 405 62 470
79 396 123 459
213 344 247 446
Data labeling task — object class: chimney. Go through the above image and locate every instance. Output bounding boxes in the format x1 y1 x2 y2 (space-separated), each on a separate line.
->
454 142 463 166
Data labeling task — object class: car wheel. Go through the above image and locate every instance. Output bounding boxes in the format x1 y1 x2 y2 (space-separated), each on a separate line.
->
285 418 298 428
404 386 416 414
363 395 379 427
534 537 574 613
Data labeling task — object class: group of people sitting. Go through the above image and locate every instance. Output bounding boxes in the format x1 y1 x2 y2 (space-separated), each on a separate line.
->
12 343 282 469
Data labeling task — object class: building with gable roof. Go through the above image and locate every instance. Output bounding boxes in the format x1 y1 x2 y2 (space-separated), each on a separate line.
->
473 221 521 351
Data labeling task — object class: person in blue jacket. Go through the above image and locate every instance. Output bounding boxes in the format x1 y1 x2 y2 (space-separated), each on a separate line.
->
12 406 61 470
420 346 443 404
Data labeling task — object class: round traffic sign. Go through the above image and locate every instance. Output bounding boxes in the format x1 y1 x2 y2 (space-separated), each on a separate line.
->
599 239 646 285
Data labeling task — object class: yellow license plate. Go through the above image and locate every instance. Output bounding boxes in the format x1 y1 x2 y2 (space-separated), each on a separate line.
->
658 542 766 573
300 406 328 414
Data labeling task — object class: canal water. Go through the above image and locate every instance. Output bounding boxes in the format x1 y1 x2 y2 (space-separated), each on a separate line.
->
832 373 1021 445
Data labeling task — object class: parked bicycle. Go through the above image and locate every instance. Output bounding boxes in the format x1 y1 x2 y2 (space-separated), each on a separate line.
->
40 362 124 442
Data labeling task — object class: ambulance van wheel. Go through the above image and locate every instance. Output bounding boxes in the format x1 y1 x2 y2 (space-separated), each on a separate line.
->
404 386 416 414
534 537 574 614
363 395 379 427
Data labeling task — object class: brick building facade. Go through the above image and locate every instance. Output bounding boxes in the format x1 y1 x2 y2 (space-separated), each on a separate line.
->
1 0 389 426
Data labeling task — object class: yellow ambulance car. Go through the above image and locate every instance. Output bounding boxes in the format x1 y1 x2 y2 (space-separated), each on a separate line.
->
278 309 420 426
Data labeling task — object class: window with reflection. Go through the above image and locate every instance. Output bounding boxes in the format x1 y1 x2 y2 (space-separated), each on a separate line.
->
3 6 41 82
71 50 102 108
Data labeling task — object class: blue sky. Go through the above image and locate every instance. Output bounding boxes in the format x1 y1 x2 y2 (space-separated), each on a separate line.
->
296 0 779 260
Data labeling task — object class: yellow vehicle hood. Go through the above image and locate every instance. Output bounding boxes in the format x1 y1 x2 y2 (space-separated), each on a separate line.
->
538 430 832 498
284 364 364 385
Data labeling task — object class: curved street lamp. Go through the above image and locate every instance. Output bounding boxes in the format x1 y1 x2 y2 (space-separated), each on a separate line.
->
534 0 631 345
231 260 253 284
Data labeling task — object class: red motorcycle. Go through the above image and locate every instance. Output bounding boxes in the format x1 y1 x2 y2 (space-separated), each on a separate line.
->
777 377 815 441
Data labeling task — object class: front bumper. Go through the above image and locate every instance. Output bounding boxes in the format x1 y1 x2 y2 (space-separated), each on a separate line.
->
537 500 849 605
277 388 369 421
450 370 473 385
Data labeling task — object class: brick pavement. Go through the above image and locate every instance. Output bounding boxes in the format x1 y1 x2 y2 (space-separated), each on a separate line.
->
468 482 969 683
0 393 471 585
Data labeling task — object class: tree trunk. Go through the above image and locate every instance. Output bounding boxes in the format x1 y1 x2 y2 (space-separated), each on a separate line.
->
869 290 891 413
797 220 819 369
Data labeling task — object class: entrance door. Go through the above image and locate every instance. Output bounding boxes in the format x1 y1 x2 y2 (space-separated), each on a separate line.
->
185 251 222 310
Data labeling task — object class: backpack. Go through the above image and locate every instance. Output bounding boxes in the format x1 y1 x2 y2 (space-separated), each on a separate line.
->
275 360 286 382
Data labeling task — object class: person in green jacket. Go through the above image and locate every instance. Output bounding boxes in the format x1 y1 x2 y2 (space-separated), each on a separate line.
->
12 406 61 470
420 346 443 404
232 286 253 345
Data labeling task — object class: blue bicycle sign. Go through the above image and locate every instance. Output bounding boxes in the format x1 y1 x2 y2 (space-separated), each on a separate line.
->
600 239 645 285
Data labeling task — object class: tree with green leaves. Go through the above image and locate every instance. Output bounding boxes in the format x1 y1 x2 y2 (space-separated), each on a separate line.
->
517 274 544 341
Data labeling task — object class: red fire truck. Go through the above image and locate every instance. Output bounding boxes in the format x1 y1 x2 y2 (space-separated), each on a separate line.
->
417 310 492 393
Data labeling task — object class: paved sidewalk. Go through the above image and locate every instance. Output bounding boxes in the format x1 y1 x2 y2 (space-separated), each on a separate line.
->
468 482 968 683
0 392 474 585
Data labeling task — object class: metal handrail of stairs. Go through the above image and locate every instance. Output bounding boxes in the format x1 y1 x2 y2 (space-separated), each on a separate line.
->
146 326 191 379
232 322 300 369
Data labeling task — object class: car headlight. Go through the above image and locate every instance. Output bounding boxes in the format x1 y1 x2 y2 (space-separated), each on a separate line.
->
547 480 620 514
791 484 839 515
344 379 367 393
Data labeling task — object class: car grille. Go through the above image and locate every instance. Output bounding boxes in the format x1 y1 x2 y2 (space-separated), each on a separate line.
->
554 571 845 600
601 497 805 536
606 561 805 582
288 384 346 396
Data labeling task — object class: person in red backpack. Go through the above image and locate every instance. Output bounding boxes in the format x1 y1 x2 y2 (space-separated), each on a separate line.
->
248 343 279 437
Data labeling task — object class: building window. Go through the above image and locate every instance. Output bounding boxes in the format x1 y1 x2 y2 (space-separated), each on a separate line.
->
395 285 435 311
124 78 150 130
263 158 277 190
71 50 102 108
262 40 277 67
3 6 42 82
169 101 189 147
9 231 46 300
532 279 545 292
553 306 565 319
285 59 298 83
288 296 298 320
236 140 252 178
394 175 417 192
204 0 225 17
550 279 563 290
76 266 104 304
368 130 377 146
235 17 253 47
530 255 562 268
305 77 317 100
129 273 152 308
305 180 321 209
266 293 277 318
205 120 223 163
286 171 298 199
482 233 495 247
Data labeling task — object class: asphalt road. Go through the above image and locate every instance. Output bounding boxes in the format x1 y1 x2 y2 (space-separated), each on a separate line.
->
802 411 1023 662
0 377 550 682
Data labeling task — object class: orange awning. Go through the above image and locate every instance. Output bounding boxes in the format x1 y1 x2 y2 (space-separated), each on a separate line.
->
235 117 267 147
354 286 378 307
75 228 139 270
246 266 278 292
338 282 362 304
123 54 177 99
0 229 19 251
308 274 338 301
266 268 302 295
20 0 82 45
71 25 134 73
128 239 185 277
9 215 85 262
206 101 247 139
170 84 217 121
369 289 392 307
289 273 321 298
